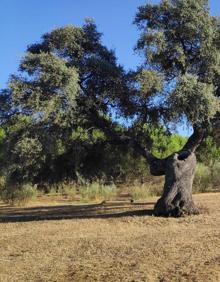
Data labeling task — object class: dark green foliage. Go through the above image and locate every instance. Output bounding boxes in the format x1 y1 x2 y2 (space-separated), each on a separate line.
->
135 0 220 126
3 20 129 184
1 183 37 205
0 128 6 161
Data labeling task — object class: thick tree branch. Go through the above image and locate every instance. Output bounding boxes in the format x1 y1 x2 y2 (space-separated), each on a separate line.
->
182 125 205 153
88 108 166 175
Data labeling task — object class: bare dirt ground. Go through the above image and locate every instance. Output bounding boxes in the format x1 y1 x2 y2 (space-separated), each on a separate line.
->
0 193 220 282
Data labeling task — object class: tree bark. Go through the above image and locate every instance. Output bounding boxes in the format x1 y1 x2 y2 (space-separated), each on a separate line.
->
154 151 199 217
152 127 205 217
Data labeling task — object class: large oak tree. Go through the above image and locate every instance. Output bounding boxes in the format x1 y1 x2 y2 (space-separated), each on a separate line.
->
132 0 220 216
2 20 130 184
2 0 220 216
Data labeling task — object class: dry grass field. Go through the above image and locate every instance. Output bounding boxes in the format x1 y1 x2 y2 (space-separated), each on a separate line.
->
0 193 220 282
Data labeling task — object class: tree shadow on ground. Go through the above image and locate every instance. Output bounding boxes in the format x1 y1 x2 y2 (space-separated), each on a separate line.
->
0 201 155 223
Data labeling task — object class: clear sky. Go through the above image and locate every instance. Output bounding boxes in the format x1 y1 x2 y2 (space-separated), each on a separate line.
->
1 0 220 89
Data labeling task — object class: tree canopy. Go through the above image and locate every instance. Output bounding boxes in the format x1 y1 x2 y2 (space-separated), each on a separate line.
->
1 20 132 183
134 0 220 127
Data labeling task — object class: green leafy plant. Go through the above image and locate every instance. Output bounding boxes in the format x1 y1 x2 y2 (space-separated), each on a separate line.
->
1 183 37 205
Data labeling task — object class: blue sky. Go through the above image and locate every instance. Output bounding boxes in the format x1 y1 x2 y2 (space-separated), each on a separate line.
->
1 0 219 89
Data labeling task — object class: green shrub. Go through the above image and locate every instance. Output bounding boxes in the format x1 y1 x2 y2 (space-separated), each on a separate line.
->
1 183 37 205
61 182 77 201
210 162 220 189
80 182 117 202
194 163 212 193
0 176 6 195
148 183 163 197
128 181 163 200
129 185 152 200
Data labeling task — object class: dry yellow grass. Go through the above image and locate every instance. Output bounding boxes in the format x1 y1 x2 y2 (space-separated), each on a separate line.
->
0 193 220 282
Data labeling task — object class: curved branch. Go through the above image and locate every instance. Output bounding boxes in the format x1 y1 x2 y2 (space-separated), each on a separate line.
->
182 125 205 153
88 109 166 175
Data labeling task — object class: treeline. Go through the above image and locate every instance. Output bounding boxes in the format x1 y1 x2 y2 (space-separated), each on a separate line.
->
0 122 220 189
0 122 187 185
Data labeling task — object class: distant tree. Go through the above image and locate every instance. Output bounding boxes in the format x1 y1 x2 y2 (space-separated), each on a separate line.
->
2 19 129 184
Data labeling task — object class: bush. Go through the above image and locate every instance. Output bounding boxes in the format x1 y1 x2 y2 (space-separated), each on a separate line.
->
61 182 77 201
0 176 6 193
1 183 37 205
210 162 220 190
128 180 163 200
129 185 152 200
80 182 117 202
194 163 212 193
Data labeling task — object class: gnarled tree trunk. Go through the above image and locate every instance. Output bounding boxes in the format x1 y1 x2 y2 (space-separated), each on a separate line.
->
153 151 199 217
148 127 205 217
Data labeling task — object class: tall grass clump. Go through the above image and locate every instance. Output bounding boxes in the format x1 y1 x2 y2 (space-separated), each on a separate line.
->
194 163 212 193
211 162 220 189
0 176 6 197
60 182 78 201
1 183 37 205
129 185 152 200
80 182 117 202
128 181 163 200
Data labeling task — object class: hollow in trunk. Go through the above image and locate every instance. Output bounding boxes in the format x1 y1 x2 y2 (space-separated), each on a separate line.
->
154 151 199 217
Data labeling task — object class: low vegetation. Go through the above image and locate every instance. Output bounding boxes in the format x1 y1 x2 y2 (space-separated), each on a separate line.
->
1 163 219 206
0 183 37 205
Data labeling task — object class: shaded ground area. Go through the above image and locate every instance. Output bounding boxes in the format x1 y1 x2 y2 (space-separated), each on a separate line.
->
0 193 220 282
0 201 154 223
